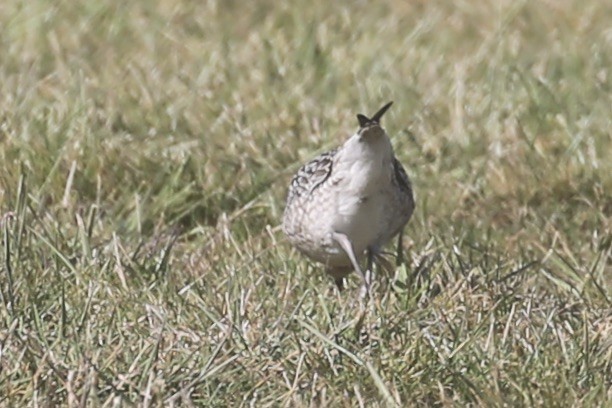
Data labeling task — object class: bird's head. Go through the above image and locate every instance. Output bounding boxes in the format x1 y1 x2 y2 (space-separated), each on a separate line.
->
356 101 393 140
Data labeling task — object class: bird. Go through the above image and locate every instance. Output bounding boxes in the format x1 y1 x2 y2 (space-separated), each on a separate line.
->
282 101 415 293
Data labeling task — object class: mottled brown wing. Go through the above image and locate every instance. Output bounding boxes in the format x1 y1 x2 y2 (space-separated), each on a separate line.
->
286 148 338 204
393 157 414 202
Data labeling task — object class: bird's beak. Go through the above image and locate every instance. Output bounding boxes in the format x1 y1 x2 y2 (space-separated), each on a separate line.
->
356 101 394 134
371 101 393 123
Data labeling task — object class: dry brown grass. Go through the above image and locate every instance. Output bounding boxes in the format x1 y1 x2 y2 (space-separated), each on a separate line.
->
0 0 610 406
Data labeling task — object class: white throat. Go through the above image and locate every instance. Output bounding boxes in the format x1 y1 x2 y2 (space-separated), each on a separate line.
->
334 129 394 194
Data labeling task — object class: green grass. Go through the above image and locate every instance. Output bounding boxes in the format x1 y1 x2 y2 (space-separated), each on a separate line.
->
1 0 611 406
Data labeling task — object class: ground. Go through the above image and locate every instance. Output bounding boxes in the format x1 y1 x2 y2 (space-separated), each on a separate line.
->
0 0 610 406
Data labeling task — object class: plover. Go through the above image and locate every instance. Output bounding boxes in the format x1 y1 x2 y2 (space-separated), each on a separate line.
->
283 102 415 291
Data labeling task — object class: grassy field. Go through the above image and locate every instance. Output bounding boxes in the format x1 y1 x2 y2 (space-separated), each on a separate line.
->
0 0 611 406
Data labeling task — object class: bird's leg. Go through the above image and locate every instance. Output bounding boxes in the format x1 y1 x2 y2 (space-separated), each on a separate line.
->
365 248 376 287
331 232 365 279
328 266 351 292
367 249 375 273
334 277 344 291
331 232 369 296
396 228 404 267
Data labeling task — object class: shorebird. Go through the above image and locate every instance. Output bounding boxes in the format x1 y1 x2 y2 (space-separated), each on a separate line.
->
282 102 415 292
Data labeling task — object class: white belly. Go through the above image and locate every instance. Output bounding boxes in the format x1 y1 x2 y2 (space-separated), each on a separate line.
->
332 190 388 253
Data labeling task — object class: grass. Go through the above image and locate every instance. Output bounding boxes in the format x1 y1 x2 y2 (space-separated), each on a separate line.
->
0 0 611 406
